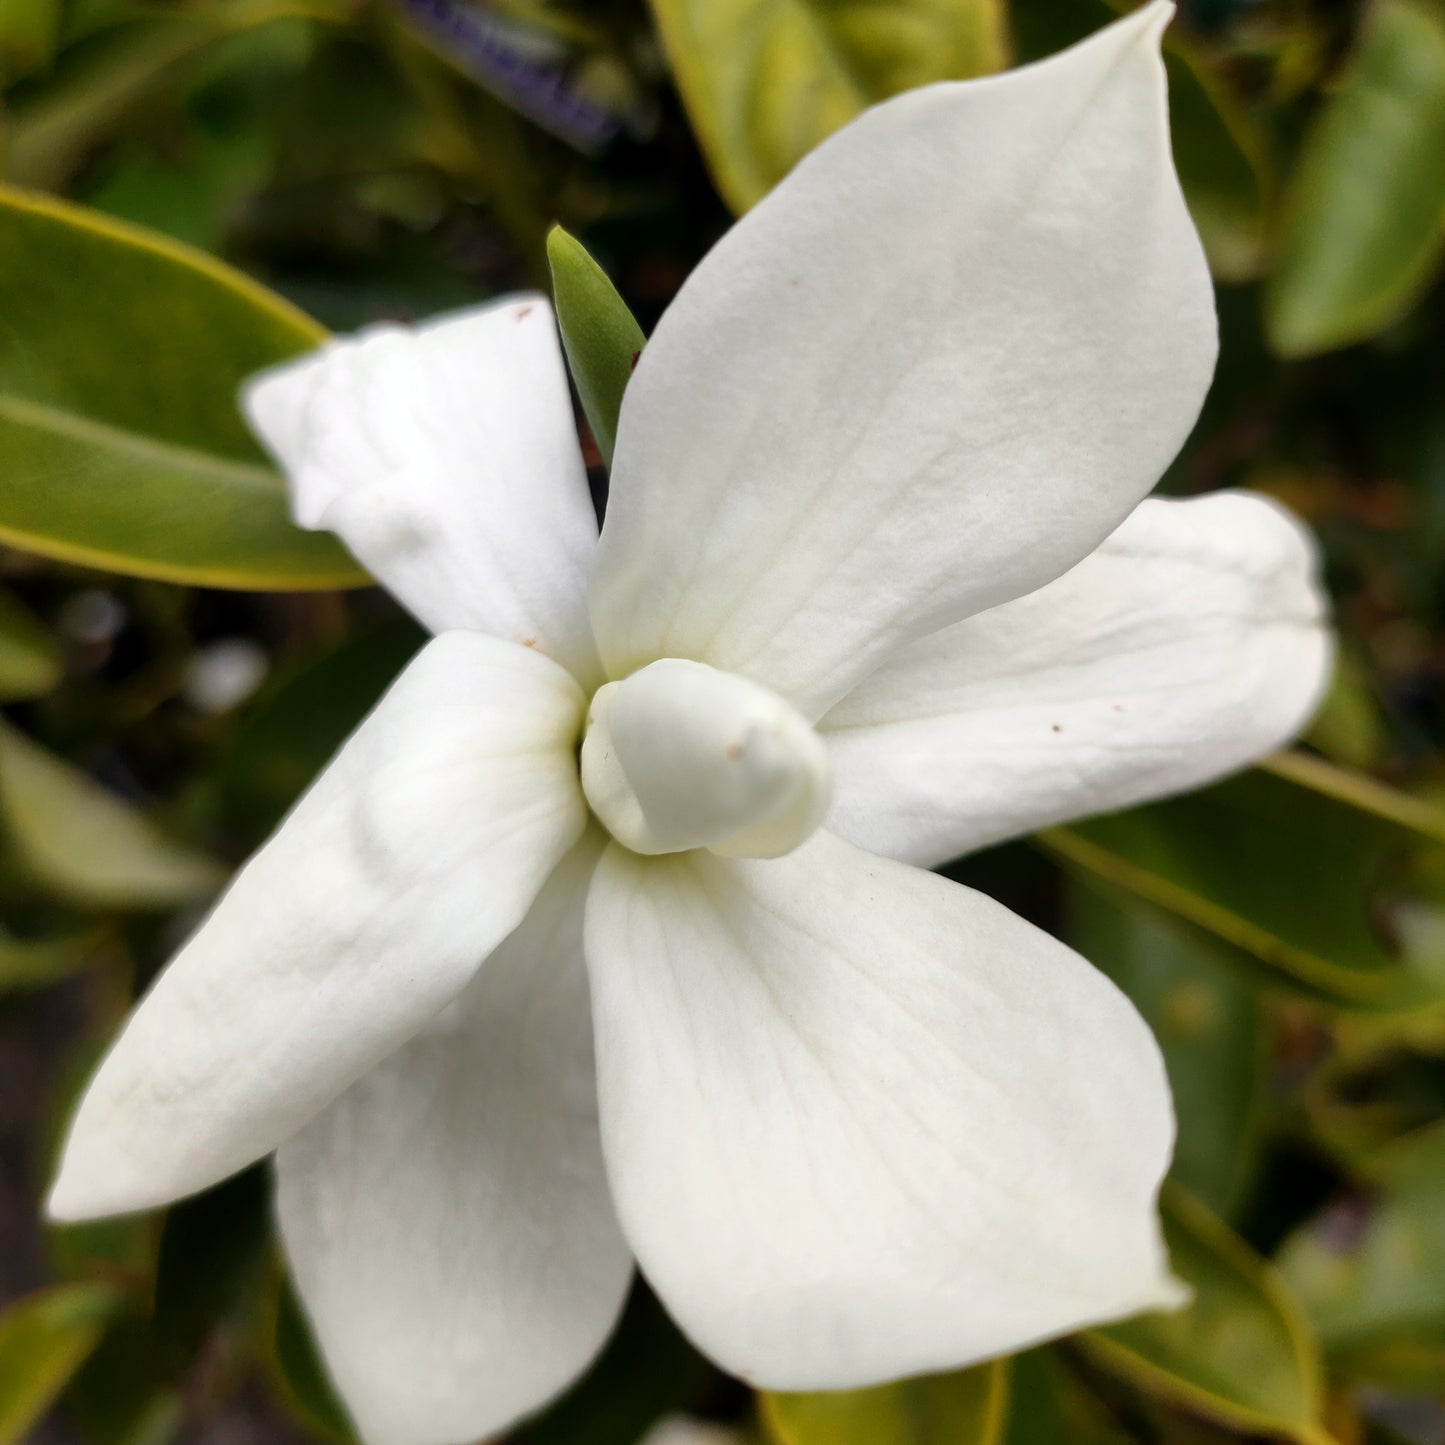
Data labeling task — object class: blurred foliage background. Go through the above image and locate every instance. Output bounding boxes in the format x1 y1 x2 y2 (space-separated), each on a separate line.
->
0 0 1444 1440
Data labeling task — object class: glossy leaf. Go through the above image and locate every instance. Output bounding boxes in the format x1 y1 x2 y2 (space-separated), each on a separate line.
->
1039 753 1445 1007
762 1361 1007 1445
0 718 223 909
1068 880 1266 1217
0 586 61 701
548 225 645 467
1084 1187 1329 1444
1278 1122 1445 1362
0 1283 121 1444
0 186 365 589
648 0 1006 213
1267 0 1445 357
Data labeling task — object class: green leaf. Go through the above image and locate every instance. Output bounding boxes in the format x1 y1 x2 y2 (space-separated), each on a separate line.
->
0 718 224 909
0 926 93 993
648 0 1006 213
1266 0 1445 357
0 1283 122 1444
1067 880 1266 1217
762 1360 1007 1445
1084 1187 1329 1444
547 226 645 467
0 186 366 589
0 0 61 80
1039 752 1445 1007
0 585 61 701
1278 1121 1445 1364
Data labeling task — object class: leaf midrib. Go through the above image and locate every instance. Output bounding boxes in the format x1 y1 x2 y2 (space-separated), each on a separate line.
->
0 391 283 492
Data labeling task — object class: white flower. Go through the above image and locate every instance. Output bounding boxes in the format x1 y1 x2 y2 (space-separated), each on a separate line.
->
47 5 1332 1445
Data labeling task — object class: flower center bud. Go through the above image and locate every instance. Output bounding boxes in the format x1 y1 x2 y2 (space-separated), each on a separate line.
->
580 659 832 859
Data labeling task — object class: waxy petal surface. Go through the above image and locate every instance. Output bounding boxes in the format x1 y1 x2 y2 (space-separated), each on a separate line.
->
585 832 1182 1389
49 634 587 1219
276 832 631 1445
245 298 602 686
822 492 1333 867
590 1 1216 718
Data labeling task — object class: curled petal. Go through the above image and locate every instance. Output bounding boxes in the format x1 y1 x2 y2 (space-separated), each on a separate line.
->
585 831 1183 1389
277 832 632 1445
590 0 1216 717
49 634 587 1219
245 298 602 686
821 492 1333 867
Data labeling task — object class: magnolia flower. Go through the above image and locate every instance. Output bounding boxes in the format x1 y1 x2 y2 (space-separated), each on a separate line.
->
48 5 1331 1443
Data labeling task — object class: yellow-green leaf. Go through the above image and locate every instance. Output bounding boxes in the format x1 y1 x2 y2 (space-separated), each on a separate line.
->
0 718 224 909
0 0 61 80
0 186 366 589
0 1283 122 1445
1084 1188 1329 1444
762 1360 1007 1445
649 0 1006 213
1266 0 1445 357
1039 752 1445 1007
547 225 645 468
0 585 61 701
0 926 92 993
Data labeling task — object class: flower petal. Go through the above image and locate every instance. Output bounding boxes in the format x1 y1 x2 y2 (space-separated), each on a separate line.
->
588 0 1216 718
585 831 1183 1389
821 492 1333 868
275 831 631 1445
48 633 587 1220
244 298 602 686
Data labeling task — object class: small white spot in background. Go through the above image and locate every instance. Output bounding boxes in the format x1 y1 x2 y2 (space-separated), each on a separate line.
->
635 1418 743 1445
182 639 269 715
57 589 127 646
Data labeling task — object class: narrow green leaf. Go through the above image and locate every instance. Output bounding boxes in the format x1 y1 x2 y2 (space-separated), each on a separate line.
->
1039 753 1445 1007
0 585 61 701
648 0 1006 213
547 226 645 467
1267 0 1445 357
0 719 223 909
1084 1188 1329 1445
0 1283 121 1445
0 186 366 589
762 1360 1007 1445
1067 880 1266 1217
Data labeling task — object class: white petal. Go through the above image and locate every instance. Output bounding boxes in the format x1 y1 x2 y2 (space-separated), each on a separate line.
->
589 0 1216 719
48 634 587 1220
276 832 632 1445
821 492 1333 868
244 298 602 686
585 831 1183 1389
